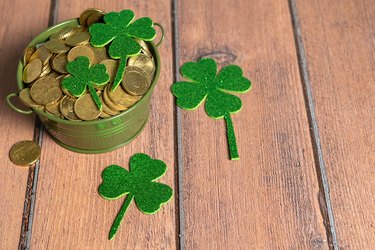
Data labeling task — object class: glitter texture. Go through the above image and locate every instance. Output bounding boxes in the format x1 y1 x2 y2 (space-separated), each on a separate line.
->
89 10 156 91
171 57 251 160
99 153 173 240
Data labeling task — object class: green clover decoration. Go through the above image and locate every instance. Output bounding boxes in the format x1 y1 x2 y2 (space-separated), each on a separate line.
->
171 58 251 160
99 153 173 240
61 56 109 110
89 10 156 91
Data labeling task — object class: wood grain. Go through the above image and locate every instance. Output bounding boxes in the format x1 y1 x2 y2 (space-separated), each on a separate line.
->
177 0 330 248
30 1 177 249
296 0 375 248
0 0 50 249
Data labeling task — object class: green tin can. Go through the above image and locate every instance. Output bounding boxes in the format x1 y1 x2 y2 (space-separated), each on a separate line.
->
6 19 164 154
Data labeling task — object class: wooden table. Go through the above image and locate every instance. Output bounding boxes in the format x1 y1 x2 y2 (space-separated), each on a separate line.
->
1 0 374 249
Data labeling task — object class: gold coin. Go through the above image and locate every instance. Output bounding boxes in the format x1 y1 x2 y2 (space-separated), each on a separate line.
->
100 59 118 82
93 46 108 64
39 63 52 77
30 77 62 105
60 95 81 121
44 39 70 53
9 140 41 166
46 101 62 117
50 26 73 40
19 88 44 109
127 54 155 76
29 46 52 64
65 31 90 46
22 47 36 65
67 45 95 62
79 8 103 27
99 111 111 118
103 85 125 111
51 53 68 74
100 94 119 115
22 58 42 83
86 10 105 26
135 39 153 58
74 93 101 120
108 83 141 108
122 66 151 96
48 72 60 78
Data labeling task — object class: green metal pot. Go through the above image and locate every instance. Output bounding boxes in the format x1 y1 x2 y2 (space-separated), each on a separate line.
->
6 19 164 154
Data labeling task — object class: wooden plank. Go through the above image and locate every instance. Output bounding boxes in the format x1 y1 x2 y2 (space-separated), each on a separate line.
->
0 0 50 248
30 2 177 249
177 0 330 248
295 0 375 248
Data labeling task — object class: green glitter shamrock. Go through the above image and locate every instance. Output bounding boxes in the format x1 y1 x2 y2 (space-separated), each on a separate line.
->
61 56 109 110
171 58 251 160
99 153 173 240
89 10 156 91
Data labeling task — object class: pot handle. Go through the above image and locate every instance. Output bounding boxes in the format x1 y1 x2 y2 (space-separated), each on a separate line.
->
154 23 164 47
6 93 33 115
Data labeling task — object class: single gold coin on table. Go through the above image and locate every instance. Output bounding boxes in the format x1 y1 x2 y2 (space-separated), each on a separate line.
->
74 93 101 121
67 45 95 62
19 88 44 109
29 46 52 64
65 31 90 46
22 58 42 83
22 47 36 65
79 8 104 27
100 59 118 82
60 95 81 121
9 140 41 166
51 53 68 74
30 77 62 105
108 83 142 108
44 39 70 53
128 54 155 76
122 66 151 96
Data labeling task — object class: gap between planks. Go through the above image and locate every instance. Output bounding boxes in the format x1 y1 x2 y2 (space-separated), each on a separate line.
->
18 0 59 249
288 0 339 249
172 0 185 249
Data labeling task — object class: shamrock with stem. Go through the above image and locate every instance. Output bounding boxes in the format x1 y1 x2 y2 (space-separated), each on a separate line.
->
99 153 173 240
61 56 109 110
171 58 251 160
89 10 156 91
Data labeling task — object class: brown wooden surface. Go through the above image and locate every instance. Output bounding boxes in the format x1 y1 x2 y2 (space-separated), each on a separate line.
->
296 0 375 248
29 1 176 249
177 0 328 248
0 0 50 249
0 0 374 249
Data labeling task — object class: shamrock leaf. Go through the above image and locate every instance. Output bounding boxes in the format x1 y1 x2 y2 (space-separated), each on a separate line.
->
99 153 173 240
61 56 109 110
89 10 156 91
171 58 251 160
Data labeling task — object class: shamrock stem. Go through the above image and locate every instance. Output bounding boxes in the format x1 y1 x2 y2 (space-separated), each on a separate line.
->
112 58 127 91
109 193 134 240
88 84 102 110
224 114 239 160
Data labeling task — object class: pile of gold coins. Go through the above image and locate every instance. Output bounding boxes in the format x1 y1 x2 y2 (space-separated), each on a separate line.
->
19 8 155 121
